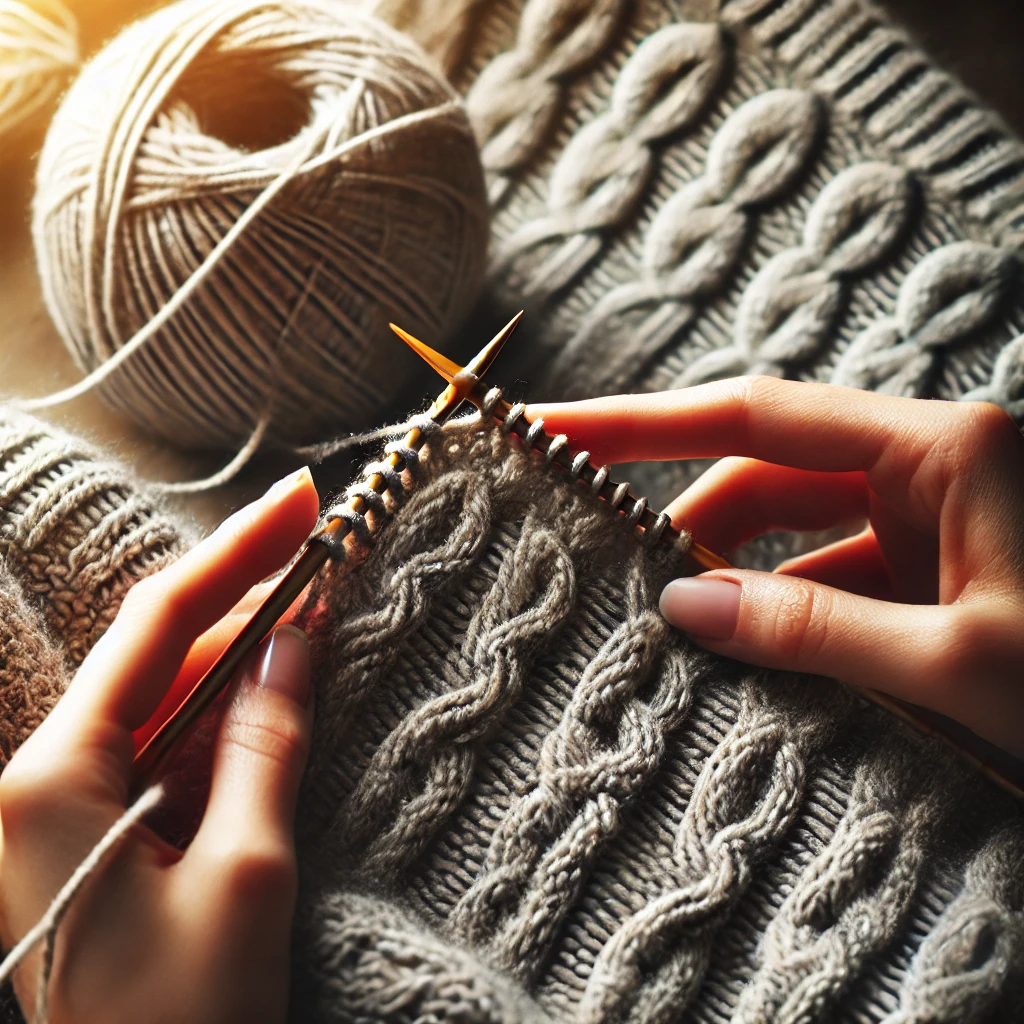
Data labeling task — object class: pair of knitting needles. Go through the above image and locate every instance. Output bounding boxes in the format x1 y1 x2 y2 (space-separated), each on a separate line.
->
131 314 1024 804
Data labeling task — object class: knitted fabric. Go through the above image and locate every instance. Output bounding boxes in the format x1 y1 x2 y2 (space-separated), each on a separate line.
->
0 408 192 749
374 0 1024 519
0 407 193 1022
289 407 1024 1024
3 2 1024 1023
0 404 1020 1023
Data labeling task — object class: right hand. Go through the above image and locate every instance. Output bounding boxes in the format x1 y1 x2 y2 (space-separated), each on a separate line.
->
532 377 1024 756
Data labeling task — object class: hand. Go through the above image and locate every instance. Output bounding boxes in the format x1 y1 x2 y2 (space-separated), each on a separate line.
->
532 376 1024 757
0 467 320 1023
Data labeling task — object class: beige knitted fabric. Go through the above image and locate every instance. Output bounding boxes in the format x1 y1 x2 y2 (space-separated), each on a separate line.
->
290 406 1024 1024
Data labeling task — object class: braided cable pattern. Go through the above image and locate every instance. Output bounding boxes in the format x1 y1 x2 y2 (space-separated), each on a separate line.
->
466 0 627 206
450 565 698 977
340 514 576 879
549 88 822 395
879 830 1024 1024
961 334 1024 419
302 467 498 836
579 694 809 1024
720 0 1024 246
830 241 1016 396
492 22 728 300
283 402 1024 1021
732 766 931 1024
678 162 914 386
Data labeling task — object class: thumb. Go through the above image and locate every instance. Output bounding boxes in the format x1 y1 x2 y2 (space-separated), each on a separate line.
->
659 571 958 706
188 623 313 877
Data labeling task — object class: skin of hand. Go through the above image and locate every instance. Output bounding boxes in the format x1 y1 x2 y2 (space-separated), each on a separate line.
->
0 466 320 1023
531 376 1024 758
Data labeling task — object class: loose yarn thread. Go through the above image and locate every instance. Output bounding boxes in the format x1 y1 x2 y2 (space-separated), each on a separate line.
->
0 0 77 140
30 0 489 458
0 784 163 1024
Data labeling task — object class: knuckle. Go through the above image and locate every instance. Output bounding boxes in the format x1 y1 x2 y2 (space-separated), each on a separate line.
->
119 572 172 620
220 711 309 770
767 579 831 667
924 609 988 696
959 401 1021 459
217 844 297 904
119 570 195 635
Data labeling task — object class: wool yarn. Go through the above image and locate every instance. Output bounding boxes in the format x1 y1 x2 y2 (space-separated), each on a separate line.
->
0 0 76 140
31 0 489 451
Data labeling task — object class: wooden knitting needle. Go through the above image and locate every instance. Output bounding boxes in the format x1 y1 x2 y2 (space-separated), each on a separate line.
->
389 322 729 573
391 324 1024 804
129 313 524 795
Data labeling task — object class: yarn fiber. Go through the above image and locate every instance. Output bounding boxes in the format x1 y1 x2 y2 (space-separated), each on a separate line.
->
32 0 489 450
0 0 76 140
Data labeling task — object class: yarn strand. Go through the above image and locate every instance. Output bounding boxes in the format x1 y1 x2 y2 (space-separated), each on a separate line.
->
0 784 163 1023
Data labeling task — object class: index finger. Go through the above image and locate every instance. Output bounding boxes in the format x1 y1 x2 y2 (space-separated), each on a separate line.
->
528 376 955 473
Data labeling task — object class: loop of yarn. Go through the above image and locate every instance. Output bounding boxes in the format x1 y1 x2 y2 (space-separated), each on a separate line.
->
31 0 489 450
0 0 77 139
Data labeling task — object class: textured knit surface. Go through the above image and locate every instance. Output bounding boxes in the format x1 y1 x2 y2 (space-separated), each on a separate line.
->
3 0 1024 1022
291 410 1024 1024
374 0 1024 520
0 407 195 1021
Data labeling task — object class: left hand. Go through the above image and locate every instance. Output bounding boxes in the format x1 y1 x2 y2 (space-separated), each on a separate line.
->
0 467 319 1023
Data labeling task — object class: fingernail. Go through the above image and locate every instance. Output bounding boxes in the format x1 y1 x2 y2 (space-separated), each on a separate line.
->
258 624 311 706
659 577 741 640
263 466 312 501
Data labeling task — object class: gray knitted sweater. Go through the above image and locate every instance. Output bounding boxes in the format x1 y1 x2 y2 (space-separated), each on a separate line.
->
377 0 1024 518
0 403 1020 1024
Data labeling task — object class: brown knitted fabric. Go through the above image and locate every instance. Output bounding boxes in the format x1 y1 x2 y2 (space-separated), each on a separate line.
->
290 408 1024 1024
0 562 65 770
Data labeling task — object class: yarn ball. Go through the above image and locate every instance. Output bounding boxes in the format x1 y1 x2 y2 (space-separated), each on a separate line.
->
0 0 77 139
32 0 488 450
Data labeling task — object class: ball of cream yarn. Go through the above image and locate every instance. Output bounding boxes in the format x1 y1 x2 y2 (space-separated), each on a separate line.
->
32 0 488 449
0 0 77 139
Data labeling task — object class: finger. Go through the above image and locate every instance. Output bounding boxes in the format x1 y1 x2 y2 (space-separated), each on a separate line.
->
185 625 311 922
528 377 944 467
26 469 319 783
133 578 278 749
776 527 894 601
658 570 1024 753
665 457 868 553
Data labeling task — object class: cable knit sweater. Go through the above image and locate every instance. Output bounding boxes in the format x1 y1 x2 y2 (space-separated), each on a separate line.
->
3 0 1024 1022
3 402 1021 1024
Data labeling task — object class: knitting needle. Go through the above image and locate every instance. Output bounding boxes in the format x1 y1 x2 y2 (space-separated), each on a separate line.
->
389 323 729 573
129 312 525 795
391 325 1024 804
